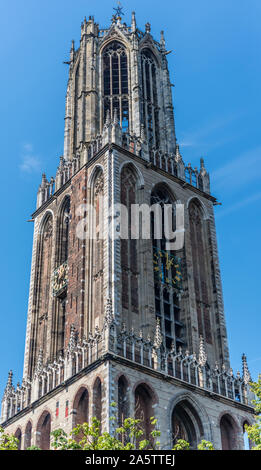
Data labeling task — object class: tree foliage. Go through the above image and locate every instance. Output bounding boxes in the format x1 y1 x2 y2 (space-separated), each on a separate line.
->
245 375 261 450
0 426 19 450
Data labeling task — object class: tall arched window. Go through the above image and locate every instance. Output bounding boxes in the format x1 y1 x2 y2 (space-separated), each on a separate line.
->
36 411 51 450
73 387 89 428
31 213 53 375
52 197 70 359
141 49 159 150
171 400 204 449
24 421 32 449
93 377 102 425
151 186 183 351
118 376 129 427
189 199 212 344
134 384 155 442
220 414 238 450
57 196 70 266
102 41 129 131
121 165 139 315
14 428 22 450
93 170 104 329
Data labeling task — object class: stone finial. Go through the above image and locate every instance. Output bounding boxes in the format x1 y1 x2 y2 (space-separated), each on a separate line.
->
175 144 182 163
242 353 251 385
154 318 163 349
41 173 47 188
160 30 166 50
70 40 75 63
5 370 13 394
140 123 146 141
200 158 207 176
113 107 119 125
198 335 207 367
59 156 65 168
145 22 151 34
131 11 136 32
68 324 77 352
36 348 43 374
105 109 111 127
104 297 114 326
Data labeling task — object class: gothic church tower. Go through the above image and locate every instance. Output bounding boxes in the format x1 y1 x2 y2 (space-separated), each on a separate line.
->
1 11 254 450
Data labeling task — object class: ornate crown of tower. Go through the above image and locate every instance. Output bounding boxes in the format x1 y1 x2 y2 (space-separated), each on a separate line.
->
1 10 254 450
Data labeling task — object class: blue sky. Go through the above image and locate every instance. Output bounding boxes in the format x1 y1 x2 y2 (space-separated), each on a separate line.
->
0 0 260 399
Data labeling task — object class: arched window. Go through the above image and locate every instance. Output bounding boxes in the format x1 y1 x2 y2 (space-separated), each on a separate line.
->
141 49 159 150
93 377 102 425
151 186 183 351
52 197 70 359
57 196 70 266
171 399 204 449
134 384 155 442
118 376 129 428
220 414 238 450
93 170 104 329
73 387 89 428
121 165 139 315
24 421 32 449
102 41 129 131
189 199 212 344
14 428 22 450
36 411 51 450
31 213 53 376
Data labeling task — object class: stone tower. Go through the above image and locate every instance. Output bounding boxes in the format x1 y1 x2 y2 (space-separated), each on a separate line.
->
1 11 254 450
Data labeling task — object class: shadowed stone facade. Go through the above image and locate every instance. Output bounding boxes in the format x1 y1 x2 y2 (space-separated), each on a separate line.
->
1 11 254 450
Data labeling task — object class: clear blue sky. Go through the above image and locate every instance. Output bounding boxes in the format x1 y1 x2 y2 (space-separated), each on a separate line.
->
0 0 260 399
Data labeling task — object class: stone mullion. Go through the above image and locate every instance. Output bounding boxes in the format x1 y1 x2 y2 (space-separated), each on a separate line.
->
46 214 57 364
149 62 156 148
64 82 72 161
118 53 122 127
142 59 148 143
130 40 140 137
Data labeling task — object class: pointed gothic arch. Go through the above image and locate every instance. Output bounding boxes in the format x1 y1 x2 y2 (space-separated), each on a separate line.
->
188 198 212 344
72 386 89 433
14 427 22 450
118 375 129 428
134 382 157 441
51 195 71 359
36 410 52 450
171 398 205 449
92 377 102 425
101 40 129 130
30 212 54 377
120 164 140 317
24 420 32 449
220 413 239 450
151 183 183 351
119 161 144 189
140 47 160 149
